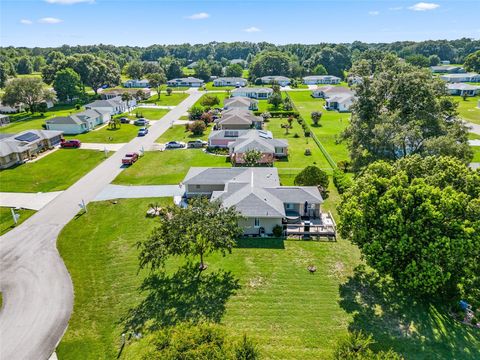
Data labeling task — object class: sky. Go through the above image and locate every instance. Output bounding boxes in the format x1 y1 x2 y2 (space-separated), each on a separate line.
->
1 0 479 47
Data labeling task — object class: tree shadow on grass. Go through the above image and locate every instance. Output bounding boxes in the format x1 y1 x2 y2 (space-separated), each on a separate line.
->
339 266 480 360
236 237 285 249
122 262 240 333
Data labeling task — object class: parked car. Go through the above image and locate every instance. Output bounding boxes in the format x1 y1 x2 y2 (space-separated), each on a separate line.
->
138 127 149 136
165 141 185 149
187 139 207 148
122 152 139 165
120 117 130 124
60 139 81 148
134 118 149 126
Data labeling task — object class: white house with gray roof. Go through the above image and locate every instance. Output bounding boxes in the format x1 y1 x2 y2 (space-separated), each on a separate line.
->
303 75 341 85
260 76 290 86
231 87 273 99
45 109 110 135
224 97 258 111
312 86 356 112
167 77 204 87
85 96 130 115
447 83 480 97
182 167 324 236
213 77 248 87
123 79 150 88
440 73 480 83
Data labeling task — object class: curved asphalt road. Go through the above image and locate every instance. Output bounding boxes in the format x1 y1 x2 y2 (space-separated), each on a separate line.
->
0 90 202 360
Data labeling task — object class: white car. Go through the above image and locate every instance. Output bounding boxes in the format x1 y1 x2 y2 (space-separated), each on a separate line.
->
165 141 185 149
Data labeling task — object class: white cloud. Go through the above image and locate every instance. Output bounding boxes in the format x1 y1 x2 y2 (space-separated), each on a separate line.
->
20 19 33 25
185 12 210 20
45 0 94 4
244 26 261 33
38 17 63 24
369 11 380 16
389 6 403 11
408 2 440 11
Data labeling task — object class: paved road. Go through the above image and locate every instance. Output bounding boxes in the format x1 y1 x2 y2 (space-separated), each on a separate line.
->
467 122 480 135
0 191 63 211
0 90 202 360
94 184 184 201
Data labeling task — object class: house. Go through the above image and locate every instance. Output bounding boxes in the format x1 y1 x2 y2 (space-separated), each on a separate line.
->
182 167 327 236
123 79 150 88
101 88 151 100
441 60 451 65
0 114 10 126
440 73 480 83
229 59 247 66
214 108 263 130
260 76 290 86
312 86 356 112
213 77 248 87
447 83 480 97
0 130 63 169
224 97 258 111
46 109 110 135
228 130 288 166
431 66 465 74
186 61 198 69
231 87 273 99
85 96 130 115
303 75 341 85
208 129 252 148
167 77 204 87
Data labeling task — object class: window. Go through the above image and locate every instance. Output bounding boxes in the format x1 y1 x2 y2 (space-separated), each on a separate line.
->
254 218 260 228
196 185 201 189
286 203 294 210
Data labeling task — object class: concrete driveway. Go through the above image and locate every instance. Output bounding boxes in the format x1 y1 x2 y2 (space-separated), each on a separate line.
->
0 191 63 211
0 91 203 360
94 184 184 201
80 142 127 151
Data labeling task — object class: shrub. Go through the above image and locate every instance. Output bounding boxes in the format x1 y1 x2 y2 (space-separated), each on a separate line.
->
188 105 204 120
333 169 353 194
254 111 299 118
337 160 351 172
207 147 229 155
166 87 173 95
272 224 283 238
235 334 260 360
293 133 300 138
304 148 312 156
189 120 206 135
311 111 322 126
294 165 329 198
201 95 220 107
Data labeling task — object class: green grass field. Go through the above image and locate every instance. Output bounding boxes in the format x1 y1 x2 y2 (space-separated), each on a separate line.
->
472 147 480 162
156 124 211 143
193 92 230 108
0 149 108 192
0 105 85 134
140 93 189 106
112 149 229 185
0 207 35 236
204 82 235 91
64 124 139 143
456 96 480 125
126 108 169 120
288 91 350 164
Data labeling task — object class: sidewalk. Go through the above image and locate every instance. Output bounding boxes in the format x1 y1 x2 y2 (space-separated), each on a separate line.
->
0 191 63 210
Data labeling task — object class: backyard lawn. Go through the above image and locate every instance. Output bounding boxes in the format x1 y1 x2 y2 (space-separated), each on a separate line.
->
64 124 140 143
56 194 480 360
0 149 108 193
112 149 229 185
0 207 36 236
140 93 189 106
456 96 480 124
156 124 212 143
288 91 350 164
0 105 84 134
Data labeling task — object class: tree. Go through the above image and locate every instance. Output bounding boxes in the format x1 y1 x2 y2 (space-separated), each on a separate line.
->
146 72 167 100
268 92 283 109
428 54 441 66
86 58 120 94
235 334 260 360
137 197 243 271
305 47 351 78
0 62 9 88
311 111 322 126
405 54 430 68
343 56 471 170
283 97 293 111
313 64 327 75
121 92 133 108
188 105 204 120
125 60 144 80
338 156 480 300
225 63 243 77
261 112 271 122
165 59 183 80
2 77 56 113
464 50 480 73
201 95 220 107
33 56 46 72
294 166 329 198
188 120 206 135
242 149 262 167
195 60 212 82
281 122 292 135
249 51 291 79
16 56 33 75
166 87 173 96
53 68 82 102
108 117 121 129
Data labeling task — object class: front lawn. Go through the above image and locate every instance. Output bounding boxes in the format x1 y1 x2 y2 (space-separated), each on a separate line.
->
156 124 211 143
0 149 108 192
112 149 229 185
204 82 235 91
192 92 230 108
125 108 169 120
64 124 139 143
456 96 480 125
472 146 480 162
0 207 36 236
140 93 189 106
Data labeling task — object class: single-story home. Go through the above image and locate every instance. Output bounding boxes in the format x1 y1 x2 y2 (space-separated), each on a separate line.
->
430 66 465 74
224 97 258 111
228 130 288 166
312 86 356 112
167 77 204 87
260 76 290 86
303 75 341 85
440 73 480 83
213 77 248 87
46 109 111 135
0 129 63 169
447 83 480 97
85 96 130 115
123 79 150 88
0 114 10 126
231 87 273 99
183 167 324 236
214 108 263 130
101 88 151 100
208 129 252 148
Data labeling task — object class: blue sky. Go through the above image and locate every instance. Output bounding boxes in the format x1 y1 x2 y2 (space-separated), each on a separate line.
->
1 0 479 47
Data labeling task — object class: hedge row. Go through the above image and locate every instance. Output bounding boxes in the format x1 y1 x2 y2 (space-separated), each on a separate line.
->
253 111 299 118
333 169 353 194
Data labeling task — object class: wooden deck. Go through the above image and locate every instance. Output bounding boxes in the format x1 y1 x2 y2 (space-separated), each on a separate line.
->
284 212 337 240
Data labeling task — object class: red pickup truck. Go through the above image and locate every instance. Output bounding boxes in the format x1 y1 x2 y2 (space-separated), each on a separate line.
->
60 139 81 148
122 152 139 165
